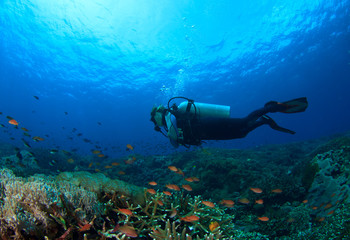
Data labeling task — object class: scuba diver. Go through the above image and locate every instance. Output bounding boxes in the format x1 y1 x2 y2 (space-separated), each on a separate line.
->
150 97 308 148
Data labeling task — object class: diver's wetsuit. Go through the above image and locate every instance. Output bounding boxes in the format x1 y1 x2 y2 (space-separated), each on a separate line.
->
176 104 291 146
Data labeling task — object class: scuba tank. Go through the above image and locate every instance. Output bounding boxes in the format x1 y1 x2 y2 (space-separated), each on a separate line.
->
168 97 230 119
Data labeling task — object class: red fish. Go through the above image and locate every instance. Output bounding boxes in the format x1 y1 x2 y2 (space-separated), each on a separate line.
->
250 187 263 194
182 184 192 191
148 181 157 186
117 208 132 216
112 224 137 237
271 188 283 193
202 201 215 208
126 144 134 151
258 216 269 222
8 119 18 126
180 215 199 222
147 189 156 194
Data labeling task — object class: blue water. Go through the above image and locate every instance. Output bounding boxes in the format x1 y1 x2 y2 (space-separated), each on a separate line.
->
1 0 349 158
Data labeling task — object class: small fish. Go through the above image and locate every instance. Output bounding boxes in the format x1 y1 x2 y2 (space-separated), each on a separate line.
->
97 122 102 125
324 203 332 209
185 177 194 182
22 139 31 148
166 184 180 191
97 154 105 158
50 149 58 154
49 160 57 166
312 206 318 210
209 221 219 232
163 191 172 196
238 198 250 204
327 210 335 215
116 208 133 216
202 201 215 208
258 216 269 222
126 144 134 151
32 136 45 141
104 165 113 169
111 162 120 166
95 169 101 172
180 215 199 222
118 171 125 175
20 127 29 132
92 150 101 154
271 188 283 193
0 123 6 128
146 188 156 194
64 112 68 115
302 199 308 203
182 184 192 191
148 181 157 186
33 96 39 100
250 187 263 194
112 224 138 238
88 162 93 168
220 199 235 207
317 217 325 222
6 116 13 120
192 177 200 182
255 199 264 205
175 168 184 176
67 158 74 164
169 208 177 218
8 119 19 126
168 166 178 172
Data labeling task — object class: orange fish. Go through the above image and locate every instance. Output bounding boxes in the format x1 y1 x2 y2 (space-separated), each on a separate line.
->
126 144 134 151
271 189 282 193
327 210 335 215
169 208 177 218
98 154 105 158
163 191 172 196
117 208 132 216
168 166 178 172
202 201 215 208
317 217 325 222
118 171 125 175
209 221 219 232
302 199 308 203
180 215 199 222
114 225 138 238
88 162 93 168
238 198 250 204
148 181 157 186
20 127 29 132
166 184 180 191
185 177 194 182
192 177 200 182
92 150 101 154
157 200 164 206
255 199 264 205
258 216 269 222
95 169 101 172
250 187 263 194
175 168 184 176
312 206 318 210
220 199 235 207
111 162 120 166
8 119 18 126
104 165 113 169
147 188 156 194
32 136 44 141
182 184 192 191
324 203 332 209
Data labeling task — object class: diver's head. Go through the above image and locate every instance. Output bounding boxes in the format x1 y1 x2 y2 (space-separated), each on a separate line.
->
150 105 167 129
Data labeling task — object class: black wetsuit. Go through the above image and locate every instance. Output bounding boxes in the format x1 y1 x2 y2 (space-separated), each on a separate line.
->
176 104 292 146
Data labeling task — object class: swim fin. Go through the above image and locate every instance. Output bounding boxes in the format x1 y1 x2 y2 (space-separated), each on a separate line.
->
261 115 296 134
265 97 308 113
280 97 308 113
